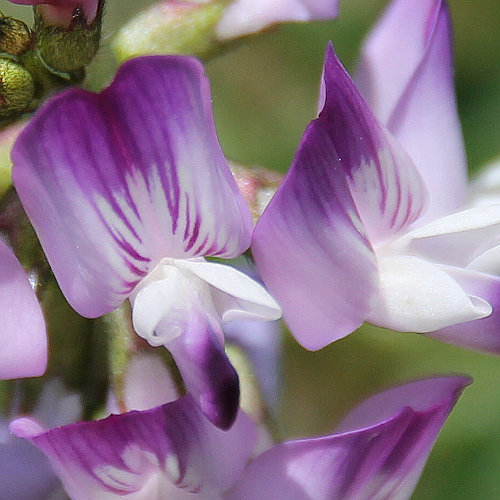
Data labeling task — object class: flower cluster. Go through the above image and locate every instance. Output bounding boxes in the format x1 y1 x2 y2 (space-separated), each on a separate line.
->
0 0 497 498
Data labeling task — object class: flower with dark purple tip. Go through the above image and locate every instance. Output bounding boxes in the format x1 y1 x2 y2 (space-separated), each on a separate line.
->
252 0 500 353
10 375 470 499
12 55 281 429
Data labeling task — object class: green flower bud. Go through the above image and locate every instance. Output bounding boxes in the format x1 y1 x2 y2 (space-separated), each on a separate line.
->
0 16 32 56
0 58 34 118
113 0 230 62
34 0 104 73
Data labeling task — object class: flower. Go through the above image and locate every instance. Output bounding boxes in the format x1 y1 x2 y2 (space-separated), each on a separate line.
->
10 375 470 499
12 55 281 429
252 0 500 353
7 0 100 26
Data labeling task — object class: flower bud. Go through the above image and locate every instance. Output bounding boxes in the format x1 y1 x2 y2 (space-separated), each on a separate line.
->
0 58 34 118
0 15 32 56
113 0 228 62
34 0 104 73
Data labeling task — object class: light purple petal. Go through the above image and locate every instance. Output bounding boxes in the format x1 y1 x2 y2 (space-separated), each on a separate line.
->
11 396 256 500
166 311 241 430
357 0 467 220
429 268 500 353
253 119 378 350
119 353 180 412
0 239 47 379
319 43 427 244
12 56 252 318
0 423 59 500
0 379 81 500
215 0 338 40
227 376 469 500
225 318 283 413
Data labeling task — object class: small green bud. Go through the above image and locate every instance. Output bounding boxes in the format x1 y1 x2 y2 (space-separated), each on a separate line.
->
34 1 104 73
113 0 230 62
0 58 34 118
0 16 32 56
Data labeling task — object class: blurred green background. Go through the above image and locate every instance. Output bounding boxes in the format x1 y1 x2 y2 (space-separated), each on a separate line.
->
3 0 500 498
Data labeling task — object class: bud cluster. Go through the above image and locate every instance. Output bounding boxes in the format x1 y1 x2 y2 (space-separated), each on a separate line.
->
0 1 104 122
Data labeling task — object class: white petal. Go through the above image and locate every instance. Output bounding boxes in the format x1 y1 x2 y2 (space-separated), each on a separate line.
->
131 268 186 345
394 205 500 268
368 255 491 332
175 260 282 322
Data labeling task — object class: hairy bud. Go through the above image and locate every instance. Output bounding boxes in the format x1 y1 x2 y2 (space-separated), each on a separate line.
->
0 58 34 118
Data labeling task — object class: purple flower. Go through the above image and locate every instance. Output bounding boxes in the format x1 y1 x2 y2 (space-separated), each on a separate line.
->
12 55 281 429
10 375 470 499
252 0 500 353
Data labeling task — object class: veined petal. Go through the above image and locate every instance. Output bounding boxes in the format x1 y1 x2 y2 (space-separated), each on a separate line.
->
227 376 469 500
253 120 378 350
357 0 467 219
166 311 241 430
428 268 500 353
10 396 256 500
396 205 500 268
0 239 47 379
368 255 491 332
175 259 282 322
12 56 252 318
215 0 339 40
320 43 427 244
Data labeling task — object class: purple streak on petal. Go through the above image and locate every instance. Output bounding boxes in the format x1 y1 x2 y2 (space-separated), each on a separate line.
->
11 396 256 500
166 312 240 430
0 240 47 379
357 0 467 220
227 376 469 500
429 268 500 353
13 56 252 318
319 44 426 243
253 119 378 350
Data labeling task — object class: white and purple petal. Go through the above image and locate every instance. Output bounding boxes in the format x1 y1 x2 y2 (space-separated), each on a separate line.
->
394 204 500 269
253 119 378 350
11 396 256 500
368 255 491 333
214 0 339 40
12 56 252 318
0 239 47 379
227 376 470 500
357 0 467 220
428 268 500 353
165 310 241 430
174 259 282 322
319 43 427 244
